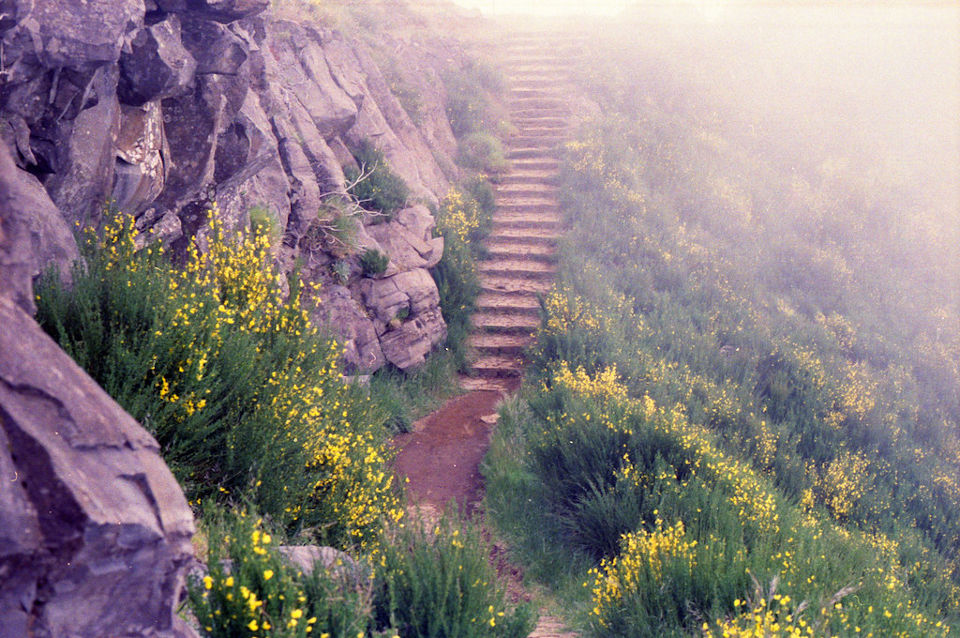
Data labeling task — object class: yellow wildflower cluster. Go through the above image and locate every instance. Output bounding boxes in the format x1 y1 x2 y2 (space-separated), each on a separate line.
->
552 362 628 403
809 451 870 522
437 187 481 244
542 288 607 335
589 519 696 625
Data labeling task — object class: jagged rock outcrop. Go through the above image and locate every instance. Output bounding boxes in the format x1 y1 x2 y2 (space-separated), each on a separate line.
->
0 144 196 638
1 0 465 373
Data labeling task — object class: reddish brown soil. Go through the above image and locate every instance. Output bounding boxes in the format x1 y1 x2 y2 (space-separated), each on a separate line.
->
393 386 516 512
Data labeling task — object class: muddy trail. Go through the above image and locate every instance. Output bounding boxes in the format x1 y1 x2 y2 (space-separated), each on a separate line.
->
393 28 580 638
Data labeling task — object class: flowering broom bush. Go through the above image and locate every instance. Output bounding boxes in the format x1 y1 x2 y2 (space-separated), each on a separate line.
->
36 205 401 548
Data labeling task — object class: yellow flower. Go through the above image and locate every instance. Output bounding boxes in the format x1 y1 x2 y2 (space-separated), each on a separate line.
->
202 575 213 590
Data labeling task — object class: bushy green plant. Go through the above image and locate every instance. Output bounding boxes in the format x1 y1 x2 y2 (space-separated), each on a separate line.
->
457 131 509 175
346 140 409 219
371 511 536 638
443 59 505 138
430 185 494 367
36 206 401 547
188 509 370 638
360 248 390 277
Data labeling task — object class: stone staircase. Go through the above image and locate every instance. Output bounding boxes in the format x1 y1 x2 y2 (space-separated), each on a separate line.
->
458 34 572 395
458 27 581 637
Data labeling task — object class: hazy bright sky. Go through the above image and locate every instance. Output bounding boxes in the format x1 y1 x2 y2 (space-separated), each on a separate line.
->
449 0 636 15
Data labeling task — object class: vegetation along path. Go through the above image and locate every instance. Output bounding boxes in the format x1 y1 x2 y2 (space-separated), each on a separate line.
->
393 27 579 638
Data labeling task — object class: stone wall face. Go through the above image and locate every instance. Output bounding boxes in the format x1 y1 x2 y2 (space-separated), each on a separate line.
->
1 0 465 373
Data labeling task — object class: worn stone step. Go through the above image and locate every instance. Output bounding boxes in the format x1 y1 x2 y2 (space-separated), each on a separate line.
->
491 218 561 232
476 291 540 313
497 183 559 198
508 135 563 149
528 615 580 638
468 333 533 356
479 273 554 295
484 238 557 260
513 115 569 128
513 125 568 137
499 171 559 186
458 375 516 394
473 312 541 335
509 158 560 171
509 96 567 110
469 355 524 378
510 106 570 118
496 199 560 213
479 259 556 280
505 147 561 161
486 227 561 243
511 87 566 99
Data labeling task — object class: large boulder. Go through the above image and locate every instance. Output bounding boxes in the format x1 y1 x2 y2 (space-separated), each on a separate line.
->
33 65 123 227
113 101 168 215
0 140 78 314
1 0 143 68
157 0 269 23
0 295 195 638
118 14 196 106
312 285 385 373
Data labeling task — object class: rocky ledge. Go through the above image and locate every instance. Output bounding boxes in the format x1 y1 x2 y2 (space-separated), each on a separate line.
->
1 0 468 373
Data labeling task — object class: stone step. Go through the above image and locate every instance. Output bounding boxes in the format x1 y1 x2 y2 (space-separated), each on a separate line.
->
491 217 561 232
486 227 561 243
473 312 541 335
498 172 559 186
479 259 556 279
468 333 533 357
479 273 554 295
476 291 540 313
496 199 560 213
510 107 570 119
497 184 559 198
509 96 567 110
484 238 557 260
508 135 563 148
509 158 560 171
513 125 568 137
458 375 515 394
512 116 569 128
506 147 561 160
469 355 524 378
511 87 566 100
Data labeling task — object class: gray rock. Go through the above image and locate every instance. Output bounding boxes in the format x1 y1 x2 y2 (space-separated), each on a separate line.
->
181 19 247 76
0 140 78 314
0 295 195 638
119 14 196 106
379 306 447 370
113 101 167 215
2 0 144 68
366 205 443 274
157 0 269 23
42 65 123 227
312 285 385 374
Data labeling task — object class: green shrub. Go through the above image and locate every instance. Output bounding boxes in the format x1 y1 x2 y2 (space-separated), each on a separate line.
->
360 248 390 277
188 508 370 638
430 186 494 367
443 59 505 138
457 131 509 175
371 511 536 638
36 206 401 548
346 140 409 219
368 351 461 434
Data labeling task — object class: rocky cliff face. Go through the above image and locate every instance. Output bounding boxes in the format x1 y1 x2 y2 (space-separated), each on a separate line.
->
0 143 197 638
1 0 466 373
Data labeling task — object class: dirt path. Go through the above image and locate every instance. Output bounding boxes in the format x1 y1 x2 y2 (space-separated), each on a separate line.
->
392 28 579 638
